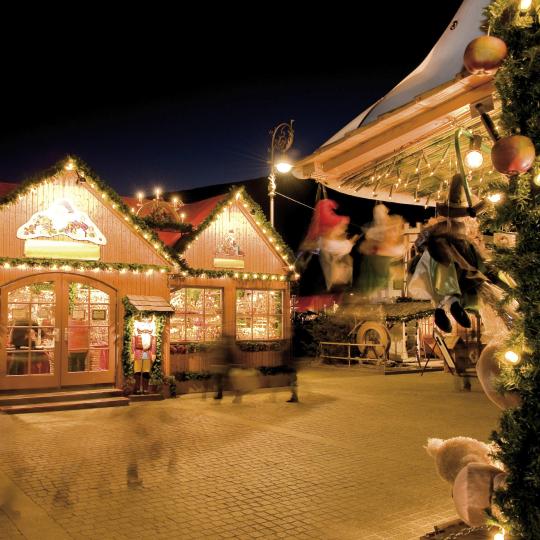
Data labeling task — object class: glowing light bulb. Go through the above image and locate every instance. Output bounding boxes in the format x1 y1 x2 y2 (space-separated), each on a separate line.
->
488 193 502 203
464 150 484 170
520 0 532 11
275 161 292 174
504 350 520 364
64 159 75 171
494 530 505 540
155 187 162 199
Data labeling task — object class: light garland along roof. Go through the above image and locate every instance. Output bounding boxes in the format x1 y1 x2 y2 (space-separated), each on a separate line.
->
0 157 175 275
336 109 507 207
174 185 297 282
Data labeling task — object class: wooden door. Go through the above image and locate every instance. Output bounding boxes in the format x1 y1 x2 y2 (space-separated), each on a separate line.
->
0 274 117 390
61 277 116 386
0 275 61 390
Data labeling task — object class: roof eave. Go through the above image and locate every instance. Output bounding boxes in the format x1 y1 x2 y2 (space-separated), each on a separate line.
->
293 73 495 182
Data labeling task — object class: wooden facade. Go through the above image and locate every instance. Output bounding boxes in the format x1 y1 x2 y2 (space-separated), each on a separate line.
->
0 168 293 393
183 203 287 275
0 170 171 391
168 193 292 375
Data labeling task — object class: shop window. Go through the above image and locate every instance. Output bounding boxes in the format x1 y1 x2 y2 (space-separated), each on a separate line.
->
170 288 223 342
6 282 56 376
236 289 282 340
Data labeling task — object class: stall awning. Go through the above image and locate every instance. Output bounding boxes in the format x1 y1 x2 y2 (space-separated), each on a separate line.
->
125 295 174 313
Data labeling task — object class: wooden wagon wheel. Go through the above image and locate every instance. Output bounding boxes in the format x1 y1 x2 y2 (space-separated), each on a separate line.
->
356 321 391 360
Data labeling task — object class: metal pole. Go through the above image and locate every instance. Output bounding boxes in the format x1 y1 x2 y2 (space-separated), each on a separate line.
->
268 120 294 227
269 129 276 227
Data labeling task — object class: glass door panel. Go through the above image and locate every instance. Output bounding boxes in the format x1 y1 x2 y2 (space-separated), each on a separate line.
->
61 279 115 385
1 279 59 389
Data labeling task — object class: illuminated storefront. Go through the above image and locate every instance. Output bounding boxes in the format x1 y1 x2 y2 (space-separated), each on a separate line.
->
0 160 294 393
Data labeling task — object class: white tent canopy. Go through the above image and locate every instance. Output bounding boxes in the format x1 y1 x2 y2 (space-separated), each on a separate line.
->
323 0 491 147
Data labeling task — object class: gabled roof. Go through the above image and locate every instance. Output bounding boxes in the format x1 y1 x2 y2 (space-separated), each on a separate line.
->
179 194 229 228
174 186 295 280
0 182 17 197
0 158 176 271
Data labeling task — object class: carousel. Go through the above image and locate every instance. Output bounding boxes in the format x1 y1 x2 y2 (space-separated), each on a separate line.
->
292 0 520 376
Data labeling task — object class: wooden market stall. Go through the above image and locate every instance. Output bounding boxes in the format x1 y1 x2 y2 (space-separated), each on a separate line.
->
0 161 174 394
162 187 295 375
0 162 295 399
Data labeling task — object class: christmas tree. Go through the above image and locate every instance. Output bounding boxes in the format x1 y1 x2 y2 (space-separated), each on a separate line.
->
484 2 540 537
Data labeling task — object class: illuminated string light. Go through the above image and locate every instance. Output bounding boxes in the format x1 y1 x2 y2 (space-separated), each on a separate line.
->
504 350 520 364
488 193 503 204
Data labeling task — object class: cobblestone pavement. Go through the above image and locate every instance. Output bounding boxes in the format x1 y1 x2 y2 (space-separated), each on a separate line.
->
0 367 500 540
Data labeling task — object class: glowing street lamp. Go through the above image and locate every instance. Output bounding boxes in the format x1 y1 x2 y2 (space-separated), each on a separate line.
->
268 120 294 226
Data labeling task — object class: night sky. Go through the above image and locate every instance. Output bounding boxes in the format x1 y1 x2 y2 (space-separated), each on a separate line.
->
1 3 465 198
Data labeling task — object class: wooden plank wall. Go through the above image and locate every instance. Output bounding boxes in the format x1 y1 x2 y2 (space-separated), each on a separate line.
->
183 203 288 275
170 351 283 373
0 172 167 267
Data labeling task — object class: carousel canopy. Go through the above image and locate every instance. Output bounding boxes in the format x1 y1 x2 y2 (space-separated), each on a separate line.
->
324 0 491 145
293 0 502 207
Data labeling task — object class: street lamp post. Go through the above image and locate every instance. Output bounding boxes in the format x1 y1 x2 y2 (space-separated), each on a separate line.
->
268 120 295 227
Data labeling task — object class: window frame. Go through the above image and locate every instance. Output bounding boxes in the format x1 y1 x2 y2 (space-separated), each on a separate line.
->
235 288 283 341
170 287 224 343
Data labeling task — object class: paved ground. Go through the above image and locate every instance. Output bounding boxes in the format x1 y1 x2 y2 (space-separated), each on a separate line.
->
0 366 500 540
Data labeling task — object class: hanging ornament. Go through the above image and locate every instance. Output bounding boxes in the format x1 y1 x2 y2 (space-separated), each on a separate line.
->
463 36 508 76
476 341 522 410
491 135 536 175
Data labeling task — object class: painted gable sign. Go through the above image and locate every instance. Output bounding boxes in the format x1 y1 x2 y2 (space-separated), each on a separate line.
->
17 198 107 260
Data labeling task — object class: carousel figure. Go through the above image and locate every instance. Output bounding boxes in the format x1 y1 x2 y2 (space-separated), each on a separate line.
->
296 199 358 300
408 174 488 333
355 203 406 297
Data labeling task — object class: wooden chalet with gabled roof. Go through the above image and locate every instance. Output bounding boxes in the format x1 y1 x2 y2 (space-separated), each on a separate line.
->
163 185 296 374
0 157 177 404
0 159 296 404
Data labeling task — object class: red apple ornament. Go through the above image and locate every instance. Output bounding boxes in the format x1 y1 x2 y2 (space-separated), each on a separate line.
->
491 135 536 175
463 36 507 75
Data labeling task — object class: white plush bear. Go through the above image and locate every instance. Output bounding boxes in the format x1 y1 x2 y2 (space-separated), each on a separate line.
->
426 436 507 527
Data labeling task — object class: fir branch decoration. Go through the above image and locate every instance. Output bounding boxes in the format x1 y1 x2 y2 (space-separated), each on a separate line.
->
484 3 540 538
121 297 170 383
0 256 169 274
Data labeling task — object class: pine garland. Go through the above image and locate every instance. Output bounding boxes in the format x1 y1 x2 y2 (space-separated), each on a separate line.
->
485 3 540 538
0 256 169 274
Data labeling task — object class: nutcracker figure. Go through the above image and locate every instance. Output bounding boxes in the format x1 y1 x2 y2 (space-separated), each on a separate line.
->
133 317 156 393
